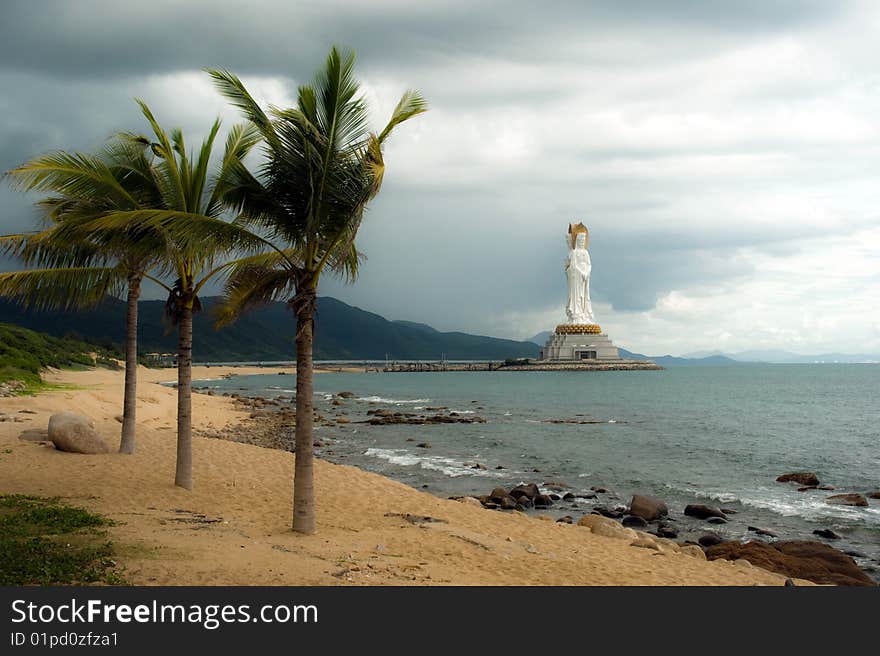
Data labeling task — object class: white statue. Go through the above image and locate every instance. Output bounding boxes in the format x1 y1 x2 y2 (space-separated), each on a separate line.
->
565 224 595 324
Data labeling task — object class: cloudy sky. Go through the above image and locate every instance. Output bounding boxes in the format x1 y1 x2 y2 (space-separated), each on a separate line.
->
1 0 879 355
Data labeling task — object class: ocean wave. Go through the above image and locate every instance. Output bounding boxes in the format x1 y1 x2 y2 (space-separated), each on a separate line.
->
671 485 880 525
357 395 432 405
448 410 475 415
363 448 506 478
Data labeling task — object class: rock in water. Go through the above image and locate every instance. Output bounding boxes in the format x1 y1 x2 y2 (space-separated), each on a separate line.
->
489 487 510 501
776 472 819 486
698 533 724 548
825 493 868 507
47 412 110 454
705 540 875 586
655 526 678 539
628 494 668 521
533 494 553 508
813 528 841 540
684 504 727 520
509 483 539 500
622 515 649 528
500 496 518 510
747 526 778 538
867 490 880 499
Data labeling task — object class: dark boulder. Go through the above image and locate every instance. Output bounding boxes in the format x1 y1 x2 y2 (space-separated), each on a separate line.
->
510 483 539 500
533 494 553 508
489 487 510 501
517 496 533 509
867 491 880 500
776 472 819 486
500 496 518 510
813 528 841 540
593 506 624 519
655 526 678 539
825 493 868 507
747 526 778 538
622 515 648 528
628 494 669 521
556 515 573 524
591 486 609 494
684 504 727 520
698 534 725 548
562 492 576 501
705 540 875 586
707 516 728 525
549 494 561 501
336 391 356 398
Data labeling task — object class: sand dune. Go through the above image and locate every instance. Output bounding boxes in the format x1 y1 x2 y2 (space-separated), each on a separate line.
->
0 366 807 586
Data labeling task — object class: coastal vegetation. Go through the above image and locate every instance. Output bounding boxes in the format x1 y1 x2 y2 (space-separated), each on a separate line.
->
0 323 118 394
0 495 124 585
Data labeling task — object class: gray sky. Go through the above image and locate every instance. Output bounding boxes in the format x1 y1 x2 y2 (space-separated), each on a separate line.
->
1 0 879 355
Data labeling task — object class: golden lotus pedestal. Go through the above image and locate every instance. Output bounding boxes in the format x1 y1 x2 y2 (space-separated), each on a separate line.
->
555 324 601 335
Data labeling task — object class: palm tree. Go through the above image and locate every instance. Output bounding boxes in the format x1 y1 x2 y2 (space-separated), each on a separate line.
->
83 101 270 489
0 132 170 454
206 47 426 532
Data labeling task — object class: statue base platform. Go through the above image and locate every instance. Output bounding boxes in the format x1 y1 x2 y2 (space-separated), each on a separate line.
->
540 328 622 361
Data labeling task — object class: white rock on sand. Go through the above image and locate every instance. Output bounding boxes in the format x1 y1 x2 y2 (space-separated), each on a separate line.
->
48 412 111 454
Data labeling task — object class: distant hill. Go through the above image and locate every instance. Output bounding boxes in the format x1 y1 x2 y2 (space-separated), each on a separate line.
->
0 297 540 362
529 330 739 366
529 331 552 345
618 347 739 367
684 348 880 364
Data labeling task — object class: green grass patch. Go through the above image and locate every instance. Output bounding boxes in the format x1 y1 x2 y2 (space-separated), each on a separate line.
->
0 495 126 585
0 323 122 395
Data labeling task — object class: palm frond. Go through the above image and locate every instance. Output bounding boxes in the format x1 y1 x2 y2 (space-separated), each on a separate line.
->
0 267 123 310
6 151 140 208
379 90 428 143
206 68 279 148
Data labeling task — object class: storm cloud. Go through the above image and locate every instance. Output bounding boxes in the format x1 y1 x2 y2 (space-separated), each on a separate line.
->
1 0 878 354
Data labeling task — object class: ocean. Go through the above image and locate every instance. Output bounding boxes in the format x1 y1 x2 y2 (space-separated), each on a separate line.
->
196 364 880 579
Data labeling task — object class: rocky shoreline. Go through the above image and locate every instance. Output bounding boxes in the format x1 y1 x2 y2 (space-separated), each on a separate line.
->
460 480 876 585
192 386 879 586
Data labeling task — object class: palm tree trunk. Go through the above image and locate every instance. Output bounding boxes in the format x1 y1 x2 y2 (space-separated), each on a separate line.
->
175 304 194 490
119 274 142 454
292 286 316 533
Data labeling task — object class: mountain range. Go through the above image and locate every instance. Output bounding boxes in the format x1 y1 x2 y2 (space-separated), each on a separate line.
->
0 296 540 362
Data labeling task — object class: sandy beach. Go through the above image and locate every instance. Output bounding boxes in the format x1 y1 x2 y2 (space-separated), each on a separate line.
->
0 366 810 586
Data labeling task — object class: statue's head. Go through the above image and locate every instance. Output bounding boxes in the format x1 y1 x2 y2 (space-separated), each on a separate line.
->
568 222 589 249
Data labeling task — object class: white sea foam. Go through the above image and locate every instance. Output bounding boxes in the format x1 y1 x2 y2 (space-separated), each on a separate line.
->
674 485 880 525
357 395 431 405
448 409 475 415
363 448 506 478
